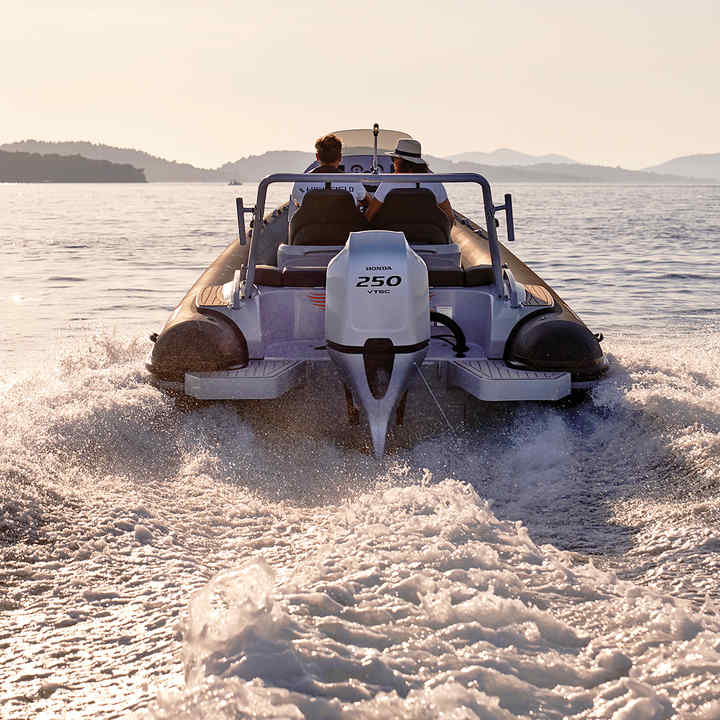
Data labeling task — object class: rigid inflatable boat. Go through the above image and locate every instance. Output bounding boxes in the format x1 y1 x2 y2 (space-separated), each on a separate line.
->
147 127 607 457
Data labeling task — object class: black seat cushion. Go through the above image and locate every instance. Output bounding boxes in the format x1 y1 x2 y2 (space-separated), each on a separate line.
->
254 265 283 286
259 264 492 289
370 188 450 245
282 266 327 287
464 265 495 286
289 189 369 246
428 268 465 287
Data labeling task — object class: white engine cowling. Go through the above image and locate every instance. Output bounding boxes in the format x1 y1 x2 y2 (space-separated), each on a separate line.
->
326 230 430 347
325 231 430 457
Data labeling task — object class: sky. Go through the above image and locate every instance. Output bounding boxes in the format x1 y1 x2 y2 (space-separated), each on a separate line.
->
2 0 718 169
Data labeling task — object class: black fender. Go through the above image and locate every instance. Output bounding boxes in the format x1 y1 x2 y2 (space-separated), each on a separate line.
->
504 309 607 380
147 307 248 382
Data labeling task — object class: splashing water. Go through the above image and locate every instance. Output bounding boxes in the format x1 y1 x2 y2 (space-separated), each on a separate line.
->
0 329 719 719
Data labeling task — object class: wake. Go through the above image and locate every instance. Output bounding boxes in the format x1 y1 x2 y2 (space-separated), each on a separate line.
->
1 331 720 718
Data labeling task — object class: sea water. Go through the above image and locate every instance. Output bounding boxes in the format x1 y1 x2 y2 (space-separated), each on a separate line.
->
1 182 720 718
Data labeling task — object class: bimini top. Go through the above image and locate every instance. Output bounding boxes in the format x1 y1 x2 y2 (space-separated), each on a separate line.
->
331 129 411 156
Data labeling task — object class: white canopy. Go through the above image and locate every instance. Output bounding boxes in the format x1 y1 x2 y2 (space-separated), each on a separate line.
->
331 129 412 155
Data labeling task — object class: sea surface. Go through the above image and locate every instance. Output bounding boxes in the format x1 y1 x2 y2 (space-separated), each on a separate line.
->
1 182 720 719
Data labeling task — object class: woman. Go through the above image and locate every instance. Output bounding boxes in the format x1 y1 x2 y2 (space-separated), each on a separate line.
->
365 138 454 227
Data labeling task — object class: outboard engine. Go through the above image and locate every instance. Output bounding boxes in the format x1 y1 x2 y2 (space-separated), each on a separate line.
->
326 230 430 458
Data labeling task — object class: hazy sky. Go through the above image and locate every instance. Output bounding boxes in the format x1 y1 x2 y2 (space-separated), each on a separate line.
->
3 0 718 169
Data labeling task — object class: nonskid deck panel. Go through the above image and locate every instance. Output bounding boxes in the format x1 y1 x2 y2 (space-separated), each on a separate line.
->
196 284 226 307
523 284 553 307
185 359 305 399
451 358 564 380
184 357 571 403
448 359 570 401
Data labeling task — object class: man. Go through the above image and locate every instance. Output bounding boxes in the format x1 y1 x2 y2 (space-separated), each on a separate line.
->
289 134 369 221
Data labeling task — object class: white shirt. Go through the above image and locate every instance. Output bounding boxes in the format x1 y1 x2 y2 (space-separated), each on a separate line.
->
374 181 448 205
289 177 367 220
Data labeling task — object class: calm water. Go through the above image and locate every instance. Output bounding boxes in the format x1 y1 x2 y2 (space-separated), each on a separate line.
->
2 183 720 719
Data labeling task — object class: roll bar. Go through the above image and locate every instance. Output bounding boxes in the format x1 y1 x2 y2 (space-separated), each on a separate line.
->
243 172 511 298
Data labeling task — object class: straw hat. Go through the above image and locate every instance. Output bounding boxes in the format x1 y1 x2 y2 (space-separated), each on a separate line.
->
389 138 426 164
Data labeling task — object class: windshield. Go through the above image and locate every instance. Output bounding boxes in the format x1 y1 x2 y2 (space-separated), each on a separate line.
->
331 129 412 156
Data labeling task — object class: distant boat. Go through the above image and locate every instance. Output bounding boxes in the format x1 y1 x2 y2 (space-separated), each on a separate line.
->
228 179 243 186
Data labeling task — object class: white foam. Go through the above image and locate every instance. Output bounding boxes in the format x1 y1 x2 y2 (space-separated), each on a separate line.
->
2 330 720 718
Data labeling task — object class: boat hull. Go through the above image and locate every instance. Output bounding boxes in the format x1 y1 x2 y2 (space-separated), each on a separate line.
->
147 204 606 385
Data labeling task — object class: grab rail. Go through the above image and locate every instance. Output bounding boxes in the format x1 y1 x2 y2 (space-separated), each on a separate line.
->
503 267 525 308
244 172 507 299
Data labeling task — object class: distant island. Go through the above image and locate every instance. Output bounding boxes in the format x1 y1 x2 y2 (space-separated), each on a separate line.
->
215 151 709 185
1 139 718 184
644 153 720 182
0 140 216 182
424 156 702 184
0 150 145 183
444 149 578 166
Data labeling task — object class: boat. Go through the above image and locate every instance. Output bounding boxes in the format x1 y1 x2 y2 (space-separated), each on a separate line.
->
228 179 243 186
147 126 607 457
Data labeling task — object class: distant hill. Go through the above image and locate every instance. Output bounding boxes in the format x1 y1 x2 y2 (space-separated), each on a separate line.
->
220 150 696 183
0 140 219 182
644 153 720 182
445 148 578 166
218 151 315 181
423 156 699 184
0 150 145 183
1 140 709 184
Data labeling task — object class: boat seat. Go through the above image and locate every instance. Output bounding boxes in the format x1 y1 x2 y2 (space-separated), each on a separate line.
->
464 265 495 286
370 188 451 245
253 263 494 289
276 242 460 271
289 189 369 246
254 265 283 286
282 266 327 287
428 268 465 287
252 264 327 287
427 266 495 287
414 244 461 269
276 243 344 270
